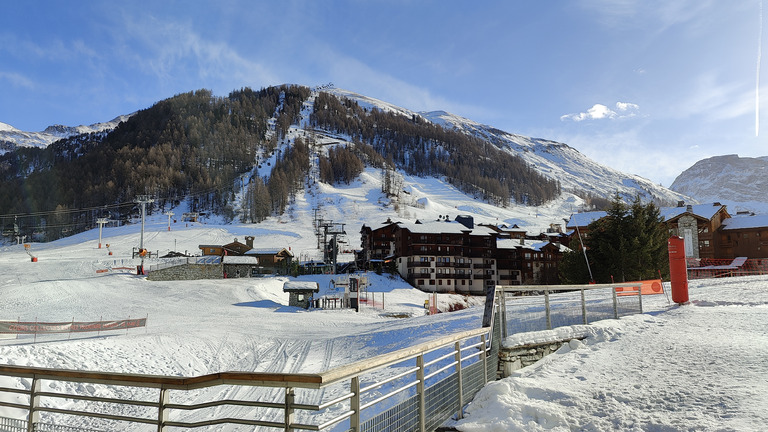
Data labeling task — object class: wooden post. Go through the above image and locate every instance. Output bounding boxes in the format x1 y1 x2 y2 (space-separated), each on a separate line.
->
27 377 40 432
157 387 169 432
284 387 295 432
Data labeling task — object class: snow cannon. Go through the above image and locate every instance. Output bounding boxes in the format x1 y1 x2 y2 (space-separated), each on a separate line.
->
667 236 689 304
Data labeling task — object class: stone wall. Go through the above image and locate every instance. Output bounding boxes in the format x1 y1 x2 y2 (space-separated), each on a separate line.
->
147 264 223 281
498 337 585 378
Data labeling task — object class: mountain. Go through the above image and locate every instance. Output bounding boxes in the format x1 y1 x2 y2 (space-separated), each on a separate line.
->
327 88 684 205
0 114 133 154
670 154 768 213
0 85 688 242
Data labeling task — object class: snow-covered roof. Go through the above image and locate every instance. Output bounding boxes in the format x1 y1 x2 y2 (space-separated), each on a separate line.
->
566 211 606 228
397 220 472 235
222 256 259 264
721 214 768 230
497 238 570 253
659 203 725 222
245 248 293 256
283 281 319 292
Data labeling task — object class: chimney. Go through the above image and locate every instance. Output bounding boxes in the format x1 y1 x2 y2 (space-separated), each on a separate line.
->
455 215 474 229
677 201 685 207
245 236 255 248
686 205 693 213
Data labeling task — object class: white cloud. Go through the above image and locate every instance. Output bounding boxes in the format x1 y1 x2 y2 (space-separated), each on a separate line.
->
0 71 35 89
561 102 640 122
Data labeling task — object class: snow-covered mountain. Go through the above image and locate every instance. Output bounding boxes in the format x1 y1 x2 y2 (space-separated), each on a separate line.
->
327 89 686 206
0 114 133 154
670 154 768 214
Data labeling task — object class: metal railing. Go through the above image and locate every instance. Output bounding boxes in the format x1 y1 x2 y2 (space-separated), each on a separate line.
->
0 283 648 432
0 318 499 432
148 256 221 272
495 283 643 337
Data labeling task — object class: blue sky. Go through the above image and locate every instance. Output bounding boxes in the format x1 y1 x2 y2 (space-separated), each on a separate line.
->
0 1 764 187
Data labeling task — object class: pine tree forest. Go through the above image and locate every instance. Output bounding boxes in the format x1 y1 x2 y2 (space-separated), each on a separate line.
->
0 85 561 242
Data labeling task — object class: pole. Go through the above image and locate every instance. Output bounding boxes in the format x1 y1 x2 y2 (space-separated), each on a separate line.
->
575 225 594 282
135 195 154 274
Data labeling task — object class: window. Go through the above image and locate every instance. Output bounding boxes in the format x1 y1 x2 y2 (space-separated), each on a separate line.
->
438 280 443 285
429 280 435 285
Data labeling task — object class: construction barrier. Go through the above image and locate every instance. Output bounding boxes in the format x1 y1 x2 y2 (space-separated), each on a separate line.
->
615 279 664 296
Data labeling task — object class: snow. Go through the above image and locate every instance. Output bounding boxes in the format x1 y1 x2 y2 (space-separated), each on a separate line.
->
2 210 768 430
452 277 768 431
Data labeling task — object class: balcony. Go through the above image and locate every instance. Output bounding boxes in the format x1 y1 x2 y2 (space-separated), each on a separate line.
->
473 263 494 269
407 261 431 268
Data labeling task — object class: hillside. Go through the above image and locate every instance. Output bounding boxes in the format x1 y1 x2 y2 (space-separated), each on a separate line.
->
670 154 768 213
0 84 687 243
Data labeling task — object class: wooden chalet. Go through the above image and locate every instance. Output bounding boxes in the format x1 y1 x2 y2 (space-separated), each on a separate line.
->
361 216 568 294
718 214 768 259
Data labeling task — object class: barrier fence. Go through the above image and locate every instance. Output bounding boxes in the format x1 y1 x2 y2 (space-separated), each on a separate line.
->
686 257 768 280
0 318 146 335
495 282 647 337
0 283 652 432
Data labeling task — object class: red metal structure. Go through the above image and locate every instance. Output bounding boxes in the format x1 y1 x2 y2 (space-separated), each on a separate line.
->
667 236 689 304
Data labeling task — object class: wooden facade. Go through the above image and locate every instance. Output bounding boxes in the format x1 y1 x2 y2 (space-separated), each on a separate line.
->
361 218 567 294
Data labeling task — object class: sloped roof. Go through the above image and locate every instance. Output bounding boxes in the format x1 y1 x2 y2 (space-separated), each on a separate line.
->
566 211 606 228
246 248 294 256
721 214 768 230
396 220 498 236
497 238 571 253
660 203 725 222
283 281 319 292
222 256 259 264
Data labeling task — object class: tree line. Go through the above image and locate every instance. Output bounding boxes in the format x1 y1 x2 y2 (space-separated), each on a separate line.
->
0 85 311 241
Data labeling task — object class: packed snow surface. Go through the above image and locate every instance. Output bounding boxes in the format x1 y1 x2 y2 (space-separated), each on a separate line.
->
453 277 768 431
1 216 767 430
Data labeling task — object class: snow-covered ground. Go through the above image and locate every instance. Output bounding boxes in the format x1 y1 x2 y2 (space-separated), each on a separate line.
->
1 215 767 430
453 276 768 431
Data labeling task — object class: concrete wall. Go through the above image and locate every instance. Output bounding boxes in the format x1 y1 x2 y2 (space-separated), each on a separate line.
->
147 264 223 281
498 338 585 378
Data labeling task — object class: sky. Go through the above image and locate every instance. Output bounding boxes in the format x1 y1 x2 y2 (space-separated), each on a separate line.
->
1 0 765 187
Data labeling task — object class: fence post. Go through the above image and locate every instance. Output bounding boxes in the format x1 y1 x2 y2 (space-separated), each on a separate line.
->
544 289 552 330
27 377 40 432
454 341 464 420
637 284 643 314
499 290 508 339
157 387 169 432
611 286 619 319
417 354 426 432
350 377 360 432
284 387 295 432
580 288 588 325
480 333 488 383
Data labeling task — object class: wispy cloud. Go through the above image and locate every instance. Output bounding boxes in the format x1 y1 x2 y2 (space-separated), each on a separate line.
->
115 14 279 92
0 71 35 89
561 102 640 122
